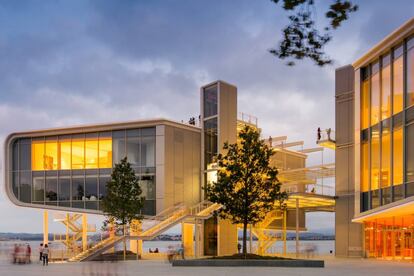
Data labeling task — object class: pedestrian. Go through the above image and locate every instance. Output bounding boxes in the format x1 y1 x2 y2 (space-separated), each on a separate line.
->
42 244 49 266
38 243 43 262
237 243 242 254
317 127 321 141
12 244 18 264
26 244 31 264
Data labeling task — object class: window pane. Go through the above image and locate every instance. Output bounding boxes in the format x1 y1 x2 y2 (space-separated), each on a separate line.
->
19 143 31 170
381 130 391 187
361 78 370 129
127 137 140 166
45 141 58 170
393 127 403 185
20 171 31 203
12 172 18 199
99 138 112 168
99 176 110 200
59 139 71 170
12 141 19 171
141 136 155 167
72 140 85 169
203 85 218 118
113 137 125 165
407 47 414 107
361 142 369 192
85 140 98 169
393 55 403 114
204 118 218 167
72 177 84 201
370 126 380 190
140 175 155 199
32 141 44 171
58 177 70 201
85 176 98 200
406 123 414 183
32 173 44 203
371 70 380 126
381 61 391 120
45 176 57 202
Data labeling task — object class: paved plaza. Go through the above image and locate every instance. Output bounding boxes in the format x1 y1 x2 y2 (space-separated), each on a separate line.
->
0 258 413 276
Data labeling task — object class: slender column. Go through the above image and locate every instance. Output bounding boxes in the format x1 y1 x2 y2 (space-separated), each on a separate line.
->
283 209 287 256
195 219 199 258
391 217 395 259
82 214 88 251
295 198 299 258
43 210 49 245
66 213 69 250
249 224 253 253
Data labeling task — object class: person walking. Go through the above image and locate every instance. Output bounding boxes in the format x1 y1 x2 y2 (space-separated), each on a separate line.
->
42 244 49 266
26 244 31 264
38 243 43 262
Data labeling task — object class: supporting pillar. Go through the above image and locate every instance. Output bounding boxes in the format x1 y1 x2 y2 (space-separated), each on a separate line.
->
82 214 88 251
43 210 49 245
182 222 194 258
249 224 253 254
66 213 70 250
283 209 287 256
129 220 142 258
296 198 299 258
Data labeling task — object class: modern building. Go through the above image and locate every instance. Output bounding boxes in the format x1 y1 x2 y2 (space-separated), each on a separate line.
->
336 18 414 260
4 80 335 261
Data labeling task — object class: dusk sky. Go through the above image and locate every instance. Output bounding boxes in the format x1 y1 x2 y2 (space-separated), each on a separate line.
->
0 0 413 234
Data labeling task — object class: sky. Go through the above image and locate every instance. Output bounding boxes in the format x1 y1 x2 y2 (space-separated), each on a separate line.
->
0 0 413 234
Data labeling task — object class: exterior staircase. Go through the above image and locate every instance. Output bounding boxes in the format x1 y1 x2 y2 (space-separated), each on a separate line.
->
68 200 222 262
251 210 283 255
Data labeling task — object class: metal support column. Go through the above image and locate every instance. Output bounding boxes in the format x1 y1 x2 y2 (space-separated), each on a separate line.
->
283 209 287 256
195 219 199 258
43 210 49 245
296 198 299 258
249 224 253 253
82 214 87 251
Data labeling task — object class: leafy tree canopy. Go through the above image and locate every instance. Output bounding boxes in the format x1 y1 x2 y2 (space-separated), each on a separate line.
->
270 0 358 66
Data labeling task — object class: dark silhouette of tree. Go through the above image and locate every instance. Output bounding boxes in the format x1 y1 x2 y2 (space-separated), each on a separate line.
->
270 0 358 66
205 125 288 257
101 157 145 260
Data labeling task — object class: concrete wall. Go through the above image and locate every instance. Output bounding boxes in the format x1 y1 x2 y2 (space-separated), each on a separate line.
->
156 125 201 213
335 65 363 257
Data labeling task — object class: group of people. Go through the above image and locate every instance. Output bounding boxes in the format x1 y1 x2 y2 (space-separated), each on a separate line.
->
148 248 159 253
12 244 31 264
38 243 50 266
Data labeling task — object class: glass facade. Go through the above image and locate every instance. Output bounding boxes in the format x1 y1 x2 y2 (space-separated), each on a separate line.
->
360 36 414 212
10 127 156 215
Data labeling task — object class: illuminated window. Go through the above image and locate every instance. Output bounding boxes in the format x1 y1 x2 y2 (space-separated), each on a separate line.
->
85 139 98 169
32 141 45 171
361 72 370 130
393 127 403 185
381 122 391 187
99 138 112 168
406 123 414 183
381 55 391 120
44 141 58 170
407 43 414 107
370 126 380 190
72 139 85 169
59 139 71 170
361 142 369 192
370 63 380 126
393 47 403 114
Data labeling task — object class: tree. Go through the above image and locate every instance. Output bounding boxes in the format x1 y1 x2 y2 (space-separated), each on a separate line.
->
101 157 145 260
270 0 358 66
205 125 288 257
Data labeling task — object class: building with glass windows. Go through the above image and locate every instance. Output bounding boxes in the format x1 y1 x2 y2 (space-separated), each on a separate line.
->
336 18 414 260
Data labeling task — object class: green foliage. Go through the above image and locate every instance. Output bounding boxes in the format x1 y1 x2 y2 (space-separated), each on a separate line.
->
101 157 145 228
270 0 358 66
205 125 288 254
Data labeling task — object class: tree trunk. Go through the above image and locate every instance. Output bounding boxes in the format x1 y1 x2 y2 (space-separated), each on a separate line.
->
242 221 247 258
123 224 126 261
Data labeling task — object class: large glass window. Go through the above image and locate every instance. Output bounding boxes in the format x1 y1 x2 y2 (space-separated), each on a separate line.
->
32 172 44 203
361 141 369 192
381 55 391 120
20 171 31 203
85 138 98 169
72 177 84 201
370 126 380 191
58 177 71 201
381 120 391 187
371 62 380 126
126 137 140 167
393 46 404 114
99 136 112 168
45 176 58 202
406 123 414 183
361 71 370 130
72 138 85 169
393 126 404 185
32 140 45 171
113 131 126 164
45 141 58 170
19 143 31 171
59 138 71 170
204 118 218 167
141 136 155 167
407 40 414 107
203 85 218 118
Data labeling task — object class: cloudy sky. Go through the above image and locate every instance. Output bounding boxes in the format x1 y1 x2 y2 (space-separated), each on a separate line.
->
0 0 413 234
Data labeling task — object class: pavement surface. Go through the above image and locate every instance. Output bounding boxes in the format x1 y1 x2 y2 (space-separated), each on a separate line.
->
0 258 413 276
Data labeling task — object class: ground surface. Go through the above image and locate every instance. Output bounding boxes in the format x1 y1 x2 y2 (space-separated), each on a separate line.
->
0 258 413 276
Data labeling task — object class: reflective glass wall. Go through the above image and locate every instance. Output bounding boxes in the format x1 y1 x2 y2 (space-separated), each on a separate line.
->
360 36 414 212
10 127 156 215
